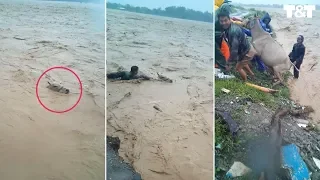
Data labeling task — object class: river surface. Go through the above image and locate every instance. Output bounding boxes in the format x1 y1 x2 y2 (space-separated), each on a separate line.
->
0 1 105 179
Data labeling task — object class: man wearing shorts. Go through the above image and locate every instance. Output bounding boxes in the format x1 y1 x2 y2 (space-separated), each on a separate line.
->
218 10 256 81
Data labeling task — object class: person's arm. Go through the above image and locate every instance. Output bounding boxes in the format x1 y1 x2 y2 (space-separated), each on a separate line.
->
107 71 125 79
137 74 151 80
289 45 296 62
296 47 305 64
242 28 251 37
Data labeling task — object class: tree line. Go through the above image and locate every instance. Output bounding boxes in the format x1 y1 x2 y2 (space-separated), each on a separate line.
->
107 2 213 23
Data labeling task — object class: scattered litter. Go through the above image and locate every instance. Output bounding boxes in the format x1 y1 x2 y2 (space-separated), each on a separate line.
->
215 144 222 149
313 157 320 170
245 82 278 93
259 102 265 106
296 119 309 124
226 161 251 178
244 109 250 115
221 88 230 94
297 123 307 128
215 68 235 79
282 144 310 180
215 108 239 136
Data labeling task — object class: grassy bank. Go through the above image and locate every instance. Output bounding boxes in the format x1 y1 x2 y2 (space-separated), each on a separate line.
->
215 70 290 107
215 69 292 179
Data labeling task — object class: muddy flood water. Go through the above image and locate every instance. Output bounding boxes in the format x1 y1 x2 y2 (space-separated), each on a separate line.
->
107 9 213 180
0 1 105 179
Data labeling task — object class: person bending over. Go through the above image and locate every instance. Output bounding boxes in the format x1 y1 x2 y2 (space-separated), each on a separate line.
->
289 35 305 79
107 66 151 80
218 11 256 81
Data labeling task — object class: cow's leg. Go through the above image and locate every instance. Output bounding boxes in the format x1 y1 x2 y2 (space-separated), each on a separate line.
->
273 68 285 86
267 66 278 81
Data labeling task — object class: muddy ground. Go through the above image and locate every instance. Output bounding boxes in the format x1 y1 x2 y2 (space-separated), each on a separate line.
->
215 92 320 179
215 5 320 179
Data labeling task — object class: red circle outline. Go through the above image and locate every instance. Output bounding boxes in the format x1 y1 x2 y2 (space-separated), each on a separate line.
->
36 66 83 114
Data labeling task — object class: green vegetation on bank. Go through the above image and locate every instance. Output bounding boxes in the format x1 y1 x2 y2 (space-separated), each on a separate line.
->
215 72 291 179
215 71 290 108
107 2 213 23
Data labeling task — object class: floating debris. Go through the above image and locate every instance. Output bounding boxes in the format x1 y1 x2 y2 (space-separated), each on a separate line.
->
157 72 173 83
153 105 162 112
46 82 69 94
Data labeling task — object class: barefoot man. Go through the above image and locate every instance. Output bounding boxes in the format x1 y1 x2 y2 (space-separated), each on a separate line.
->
218 11 256 81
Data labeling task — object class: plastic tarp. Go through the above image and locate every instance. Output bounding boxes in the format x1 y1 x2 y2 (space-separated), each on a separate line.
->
282 144 310 180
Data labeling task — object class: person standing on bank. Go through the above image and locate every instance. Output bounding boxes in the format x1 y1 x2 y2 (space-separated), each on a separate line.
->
217 11 257 81
289 35 305 79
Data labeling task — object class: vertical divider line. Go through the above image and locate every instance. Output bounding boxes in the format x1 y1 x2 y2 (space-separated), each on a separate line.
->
104 0 107 179
212 2 216 179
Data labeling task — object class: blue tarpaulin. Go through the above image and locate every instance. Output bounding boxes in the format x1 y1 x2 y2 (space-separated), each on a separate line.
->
282 144 310 180
252 56 266 72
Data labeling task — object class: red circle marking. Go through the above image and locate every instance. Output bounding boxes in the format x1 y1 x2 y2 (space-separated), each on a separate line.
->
36 66 83 114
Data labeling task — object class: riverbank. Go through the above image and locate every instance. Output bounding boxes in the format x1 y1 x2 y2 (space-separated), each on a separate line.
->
215 7 320 179
215 73 320 179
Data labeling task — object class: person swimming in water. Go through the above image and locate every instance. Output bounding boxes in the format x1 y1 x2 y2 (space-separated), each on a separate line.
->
289 35 305 79
107 66 151 80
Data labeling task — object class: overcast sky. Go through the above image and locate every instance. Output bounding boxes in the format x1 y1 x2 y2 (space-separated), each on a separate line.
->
231 0 319 5
109 0 213 12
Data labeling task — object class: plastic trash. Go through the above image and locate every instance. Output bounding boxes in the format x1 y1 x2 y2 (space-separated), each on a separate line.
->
313 157 320 170
215 144 222 149
296 119 309 124
215 68 235 79
221 88 230 93
215 109 239 136
297 123 308 128
282 144 310 180
226 161 251 178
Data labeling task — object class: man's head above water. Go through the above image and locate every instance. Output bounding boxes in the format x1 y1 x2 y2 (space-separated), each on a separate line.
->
218 12 231 30
130 66 139 76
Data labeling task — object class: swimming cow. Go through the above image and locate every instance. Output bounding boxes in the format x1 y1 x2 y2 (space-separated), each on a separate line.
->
46 82 70 94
